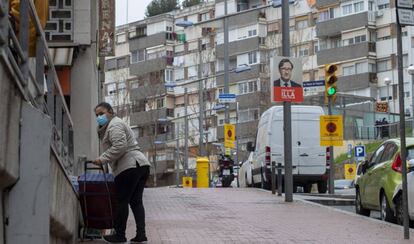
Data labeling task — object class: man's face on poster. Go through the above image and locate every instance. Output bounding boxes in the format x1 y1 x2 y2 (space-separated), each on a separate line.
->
279 62 293 82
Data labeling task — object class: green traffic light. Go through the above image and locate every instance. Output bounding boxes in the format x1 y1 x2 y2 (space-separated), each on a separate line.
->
327 86 336 96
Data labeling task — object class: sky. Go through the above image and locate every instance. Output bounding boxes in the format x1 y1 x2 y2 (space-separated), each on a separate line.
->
116 0 184 26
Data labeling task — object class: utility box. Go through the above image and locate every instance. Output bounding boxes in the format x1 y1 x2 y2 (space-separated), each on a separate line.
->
196 157 209 188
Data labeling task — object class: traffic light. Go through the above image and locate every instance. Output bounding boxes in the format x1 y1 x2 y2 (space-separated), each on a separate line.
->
324 64 338 104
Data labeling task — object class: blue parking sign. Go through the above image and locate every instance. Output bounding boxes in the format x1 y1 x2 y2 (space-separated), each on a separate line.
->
354 145 365 158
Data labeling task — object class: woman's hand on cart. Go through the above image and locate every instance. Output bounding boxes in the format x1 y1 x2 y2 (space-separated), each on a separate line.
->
92 158 102 165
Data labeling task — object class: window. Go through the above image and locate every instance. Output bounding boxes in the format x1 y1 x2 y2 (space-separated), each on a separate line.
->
218 88 224 95
131 49 145 63
166 26 173 32
298 47 309 57
248 29 257 37
156 98 164 109
296 19 308 29
368 63 376 72
165 69 173 82
378 0 389 10
238 80 258 95
403 54 409 68
106 59 117 71
380 143 397 163
354 1 364 12
117 57 128 69
116 33 126 44
342 4 352 15
319 9 334 22
248 51 257 64
136 26 146 37
355 62 366 73
332 37 341 48
354 35 366 43
238 108 260 123
377 59 391 72
369 144 385 167
343 65 355 76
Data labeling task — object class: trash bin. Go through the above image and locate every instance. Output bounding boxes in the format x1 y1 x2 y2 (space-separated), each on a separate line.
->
196 157 209 188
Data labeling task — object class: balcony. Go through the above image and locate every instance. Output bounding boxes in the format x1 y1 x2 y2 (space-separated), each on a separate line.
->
130 57 170 76
216 64 260 86
316 12 368 38
338 72 377 92
317 42 375 65
130 84 166 101
237 92 268 109
129 32 167 51
217 120 259 140
316 0 339 8
216 37 259 58
130 108 174 126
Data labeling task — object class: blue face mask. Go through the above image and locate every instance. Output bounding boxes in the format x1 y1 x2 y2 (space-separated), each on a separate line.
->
96 114 108 126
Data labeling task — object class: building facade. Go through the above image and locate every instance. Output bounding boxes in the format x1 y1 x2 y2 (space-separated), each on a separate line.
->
105 0 414 186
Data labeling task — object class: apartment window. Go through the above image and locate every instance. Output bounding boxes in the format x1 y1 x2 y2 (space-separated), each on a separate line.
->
136 26 147 37
298 47 309 57
343 65 355 76
248 51 257 64
354 1 364 12
175 68 184 81
218 88 224 94
156 98 164 109
239 108 260 123
238 80 258 95
354 35 366 43
165 69 174 82
105 83 117 96
166 26 173 32
259 37 265 45
319 8 334 22
131 49 145 63
188 65 198 78
198 12 209 21
355 62 366 73
368 63 376 72
116 33 126 44
378 0 389 10
248 29 257 37
296 19 308 29
342 4 352 15
403 54 408 68
106 58 117 71
343 38 354 46
377 59 391 72
117 57 128 69
314 43 319 53
332 37 341 48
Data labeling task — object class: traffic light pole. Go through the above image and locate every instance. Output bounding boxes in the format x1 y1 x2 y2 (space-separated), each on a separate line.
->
282 0 293 202
328 96 335 195
396 17 409 240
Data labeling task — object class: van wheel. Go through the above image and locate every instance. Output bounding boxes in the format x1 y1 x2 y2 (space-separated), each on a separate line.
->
380 193 395 223
355 189 370 216
317 181 327 194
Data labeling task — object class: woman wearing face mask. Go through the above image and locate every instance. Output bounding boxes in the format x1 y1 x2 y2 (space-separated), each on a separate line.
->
93 102 150 243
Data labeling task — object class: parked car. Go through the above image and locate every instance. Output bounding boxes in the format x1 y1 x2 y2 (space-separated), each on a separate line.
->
334 179 355 189
392 159 414 225
355 138 414 223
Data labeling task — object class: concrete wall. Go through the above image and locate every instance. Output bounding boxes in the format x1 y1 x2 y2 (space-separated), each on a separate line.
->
129 57 168 76
316 12 368 38
0 62 20 189
317 42 375 65
129 32 167 51
71 47 100 161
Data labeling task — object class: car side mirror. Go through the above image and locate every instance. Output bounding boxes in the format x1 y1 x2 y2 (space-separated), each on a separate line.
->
246 142 255 152
361 160 369 174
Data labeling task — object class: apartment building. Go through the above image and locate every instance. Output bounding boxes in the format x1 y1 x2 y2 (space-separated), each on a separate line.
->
105 0 414 185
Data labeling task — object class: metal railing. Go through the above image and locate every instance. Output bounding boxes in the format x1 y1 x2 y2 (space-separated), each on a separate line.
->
1 0 74 173
344 120 413 140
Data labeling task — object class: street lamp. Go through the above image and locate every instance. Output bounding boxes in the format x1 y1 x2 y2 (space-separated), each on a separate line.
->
384 77 391 121
407 64 414 136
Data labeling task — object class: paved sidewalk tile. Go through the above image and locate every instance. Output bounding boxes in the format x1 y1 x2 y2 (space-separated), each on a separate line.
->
80 187 414 244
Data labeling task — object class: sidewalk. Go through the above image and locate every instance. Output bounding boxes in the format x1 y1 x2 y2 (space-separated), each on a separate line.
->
82 187 413 243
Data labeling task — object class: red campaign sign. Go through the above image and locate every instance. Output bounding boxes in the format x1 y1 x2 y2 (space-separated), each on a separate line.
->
273 86 304 103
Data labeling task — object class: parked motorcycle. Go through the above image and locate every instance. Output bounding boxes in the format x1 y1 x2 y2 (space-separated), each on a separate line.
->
218 154 234 187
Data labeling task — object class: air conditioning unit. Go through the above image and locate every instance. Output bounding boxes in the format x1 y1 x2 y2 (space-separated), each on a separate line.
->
376 10 384 18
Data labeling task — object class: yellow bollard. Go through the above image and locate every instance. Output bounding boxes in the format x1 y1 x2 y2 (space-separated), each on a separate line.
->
196 157 209 188
182 176 193 188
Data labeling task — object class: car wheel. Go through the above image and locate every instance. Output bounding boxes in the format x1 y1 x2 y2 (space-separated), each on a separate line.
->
355 189 370 216
317 180 327 194
380 193 395 222
395 194 404 225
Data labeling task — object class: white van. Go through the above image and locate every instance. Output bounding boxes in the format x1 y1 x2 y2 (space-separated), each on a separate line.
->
246 105 328 193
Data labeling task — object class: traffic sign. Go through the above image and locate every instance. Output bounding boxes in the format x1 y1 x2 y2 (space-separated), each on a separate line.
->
303 80 325 88
320 115 343 146
224 124 235 149
355 145 365 159
218 93 236 103
344 164 357 180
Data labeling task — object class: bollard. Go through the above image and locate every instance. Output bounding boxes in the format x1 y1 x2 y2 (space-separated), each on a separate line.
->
271 161 276 194
277 162 282 196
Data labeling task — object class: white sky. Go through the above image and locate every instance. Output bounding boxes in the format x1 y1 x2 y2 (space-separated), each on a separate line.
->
116 0 184 26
